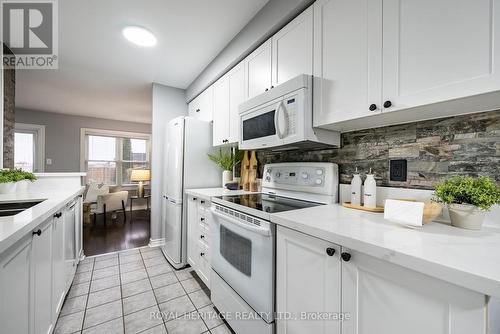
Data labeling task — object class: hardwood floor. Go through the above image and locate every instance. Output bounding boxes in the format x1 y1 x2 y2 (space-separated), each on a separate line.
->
83 209 151 256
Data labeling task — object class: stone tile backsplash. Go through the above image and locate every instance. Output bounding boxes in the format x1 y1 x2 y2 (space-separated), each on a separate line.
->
257 110 500 189
3 44 15 169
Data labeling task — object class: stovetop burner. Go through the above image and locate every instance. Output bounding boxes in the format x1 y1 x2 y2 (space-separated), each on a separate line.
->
215 193 324 214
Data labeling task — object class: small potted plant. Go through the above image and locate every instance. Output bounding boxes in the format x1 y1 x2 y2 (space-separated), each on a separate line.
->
0 169 37 194
208 148 243 187
433 176 500 230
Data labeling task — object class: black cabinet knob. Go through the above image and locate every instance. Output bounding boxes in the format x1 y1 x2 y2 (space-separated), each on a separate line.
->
32 229 42 236
341 252 351 262
271 86 274 89
200 217 205 222
369 104 377 111
200 235 205 239
196 108 200 113
193 197 197 201
326 248 336 256
200 252 205 257
53 212 62 218
200 200 205 204
265 88 269 92
383 100 392 108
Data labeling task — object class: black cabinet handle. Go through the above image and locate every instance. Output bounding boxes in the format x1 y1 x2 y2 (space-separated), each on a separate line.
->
200 200 205 204
32 229 42 236
200 252 205 257
54 212 62 218
271 86 274 89
200 217 205 222
341 252 351 262
196 108 200 113
265 88 269 92
383 100 392 108
326 248 336 256
369 104 377 111
193 197 197 201
200 235 205 239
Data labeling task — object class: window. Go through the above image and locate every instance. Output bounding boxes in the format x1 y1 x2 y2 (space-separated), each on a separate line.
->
14 123 45 172
81 129 150 186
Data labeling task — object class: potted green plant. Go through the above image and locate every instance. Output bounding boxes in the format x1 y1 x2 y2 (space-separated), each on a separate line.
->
0 169 37 194
207 148 243 187
433 176 500 230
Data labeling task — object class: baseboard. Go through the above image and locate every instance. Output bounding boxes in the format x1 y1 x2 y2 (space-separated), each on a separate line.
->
148 238 165 248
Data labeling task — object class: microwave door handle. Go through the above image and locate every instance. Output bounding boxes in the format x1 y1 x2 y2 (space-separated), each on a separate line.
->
274 101 285 139
211 207 271 237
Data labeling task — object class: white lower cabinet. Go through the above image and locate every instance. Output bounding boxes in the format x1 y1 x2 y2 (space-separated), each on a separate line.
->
52 211 65 322
0 236 32 334
276 226 488 334
0 195 83 334
276 226 341 334
186 195 212 288
32 220 54 334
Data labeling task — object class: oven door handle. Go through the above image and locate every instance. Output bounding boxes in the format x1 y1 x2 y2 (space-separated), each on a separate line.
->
211 208 271 237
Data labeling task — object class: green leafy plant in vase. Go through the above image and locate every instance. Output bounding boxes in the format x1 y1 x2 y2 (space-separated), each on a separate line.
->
0 169 37 194
433 176 500 230
207 148 244 187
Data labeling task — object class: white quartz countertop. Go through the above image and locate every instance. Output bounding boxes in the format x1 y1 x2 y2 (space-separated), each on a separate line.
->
185 188 257 201
0 187 85 254
270 204 500 298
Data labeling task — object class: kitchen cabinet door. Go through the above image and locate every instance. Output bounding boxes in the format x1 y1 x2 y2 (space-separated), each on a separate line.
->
228 62 245 144
0 236 32 334
341 248 487 334
32 220 54 334
186 196 199 268
188 87 213 122
272 6 313 86
245 39 272 99
382 0 500 114
212 74 230 146
313 0 383 128
276 226 341 334
52 212 65 321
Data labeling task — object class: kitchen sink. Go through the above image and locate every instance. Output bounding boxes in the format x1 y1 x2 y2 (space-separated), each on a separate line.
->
0 200 45 217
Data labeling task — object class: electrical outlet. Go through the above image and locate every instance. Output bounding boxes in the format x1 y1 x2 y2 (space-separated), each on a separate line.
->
46 158 52 165
390 159 407 182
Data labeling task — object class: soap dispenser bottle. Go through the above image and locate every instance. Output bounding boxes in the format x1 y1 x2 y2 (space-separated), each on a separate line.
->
363 168 377 208
350 167 362 206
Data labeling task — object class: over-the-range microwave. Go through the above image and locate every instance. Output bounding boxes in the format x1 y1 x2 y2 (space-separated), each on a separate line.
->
239 74 340 151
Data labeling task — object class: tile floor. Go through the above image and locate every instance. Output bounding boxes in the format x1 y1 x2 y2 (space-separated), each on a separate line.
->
54 246 234 334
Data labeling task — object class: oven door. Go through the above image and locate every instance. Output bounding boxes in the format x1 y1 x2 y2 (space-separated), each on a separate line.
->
240 97 286 150
210 205 275 322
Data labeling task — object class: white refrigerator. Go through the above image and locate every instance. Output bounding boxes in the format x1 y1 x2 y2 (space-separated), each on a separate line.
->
161 116 220 269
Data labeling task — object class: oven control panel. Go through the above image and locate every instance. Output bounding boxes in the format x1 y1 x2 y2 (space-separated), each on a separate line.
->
261 162 338 196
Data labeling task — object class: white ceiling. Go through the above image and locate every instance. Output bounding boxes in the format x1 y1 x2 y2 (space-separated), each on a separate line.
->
15 0 269 124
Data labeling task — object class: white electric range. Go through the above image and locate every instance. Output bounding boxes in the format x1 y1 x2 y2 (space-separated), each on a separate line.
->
209 162 339 334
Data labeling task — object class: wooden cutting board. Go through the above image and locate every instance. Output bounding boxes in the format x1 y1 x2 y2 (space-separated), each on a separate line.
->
248 151 258 192
239 151 250 190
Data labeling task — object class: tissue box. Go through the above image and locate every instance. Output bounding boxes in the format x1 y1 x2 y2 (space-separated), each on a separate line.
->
384 199 442 227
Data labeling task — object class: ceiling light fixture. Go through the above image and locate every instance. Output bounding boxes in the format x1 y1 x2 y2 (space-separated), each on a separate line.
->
122 26 157 47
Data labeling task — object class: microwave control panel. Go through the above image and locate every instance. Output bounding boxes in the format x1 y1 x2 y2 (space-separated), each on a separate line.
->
284 96 297 136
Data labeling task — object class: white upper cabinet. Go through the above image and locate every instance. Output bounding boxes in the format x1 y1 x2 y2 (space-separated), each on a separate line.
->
272 6 313 86
313 0 383 126
228 63 245 144
382 0 500 113
212 74 230 146
276 226 341 334
245 39 273 99
188 86 213 122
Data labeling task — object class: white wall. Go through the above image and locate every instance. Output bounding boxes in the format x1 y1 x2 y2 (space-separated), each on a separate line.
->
150 83 187 241
186 0 314 102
